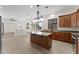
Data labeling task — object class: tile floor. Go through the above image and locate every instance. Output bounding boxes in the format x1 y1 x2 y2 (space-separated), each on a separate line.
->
2 31 75 54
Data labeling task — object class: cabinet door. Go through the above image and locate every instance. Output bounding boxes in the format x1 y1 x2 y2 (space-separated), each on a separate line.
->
52 32 65 41
39 36 49 48
77 10 79 27
71 13 77 27
59 16 65 27
31 34 38 44
51 32 60 40
64 15 71 27
65 32 72 43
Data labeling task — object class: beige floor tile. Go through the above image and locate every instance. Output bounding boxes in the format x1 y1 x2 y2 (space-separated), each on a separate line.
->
2 32 75 54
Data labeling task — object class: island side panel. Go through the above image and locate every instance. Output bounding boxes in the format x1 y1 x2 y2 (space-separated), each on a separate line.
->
30 33 52 49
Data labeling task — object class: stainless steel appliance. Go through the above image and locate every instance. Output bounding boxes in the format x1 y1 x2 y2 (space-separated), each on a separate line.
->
72 33 79 53
0 16 4 54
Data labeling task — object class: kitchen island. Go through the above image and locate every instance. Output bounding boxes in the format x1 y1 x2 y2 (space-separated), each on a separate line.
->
30 31 52 49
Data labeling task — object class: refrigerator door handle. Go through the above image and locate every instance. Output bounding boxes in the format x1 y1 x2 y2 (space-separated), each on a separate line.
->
2 22 4 36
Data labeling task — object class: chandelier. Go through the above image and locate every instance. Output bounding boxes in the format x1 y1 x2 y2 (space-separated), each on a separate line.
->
34 5 43 20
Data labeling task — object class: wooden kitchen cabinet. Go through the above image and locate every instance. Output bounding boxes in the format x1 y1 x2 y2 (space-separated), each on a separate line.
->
64 15 71 27
51 32 72 43
59 16 65 27
31 34 38 44
59 14 71 27
59 8 79 27
52 32 65 41
71 13 77 27
77 9 79 27
30 33 52 49
65 32 72 43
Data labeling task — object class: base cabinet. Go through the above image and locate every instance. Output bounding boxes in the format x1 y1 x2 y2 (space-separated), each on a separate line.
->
30 33 52 49
51 32 72 43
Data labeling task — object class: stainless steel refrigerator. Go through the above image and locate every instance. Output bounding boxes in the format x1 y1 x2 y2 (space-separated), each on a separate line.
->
0 16 4 54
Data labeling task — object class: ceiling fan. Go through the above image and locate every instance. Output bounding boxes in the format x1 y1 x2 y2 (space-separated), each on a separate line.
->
9 18 16 21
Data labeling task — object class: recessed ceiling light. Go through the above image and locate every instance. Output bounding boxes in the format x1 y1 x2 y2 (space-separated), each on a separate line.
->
33 20 37 22
50 15 55 18
30 5 33 8
0 7 3 9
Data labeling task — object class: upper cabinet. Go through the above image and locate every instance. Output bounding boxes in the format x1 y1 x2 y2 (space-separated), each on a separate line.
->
59 8 79 27
77 9 79 27
59 16 65 27
59 14 71 27
64 15 71 27
71 13 77 27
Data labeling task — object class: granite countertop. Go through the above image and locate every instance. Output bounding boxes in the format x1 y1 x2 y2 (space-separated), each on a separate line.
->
31 31 52 36
55 30 79 33
72 33 79 37
53 29 79 36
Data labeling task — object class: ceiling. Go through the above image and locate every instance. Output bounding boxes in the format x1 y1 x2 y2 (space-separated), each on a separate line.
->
0 5 79 20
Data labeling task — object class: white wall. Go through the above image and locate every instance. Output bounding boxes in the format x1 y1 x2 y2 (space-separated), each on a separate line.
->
20 20 32 32
3 19 16 33
15 19 32 32
42 18 48 30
